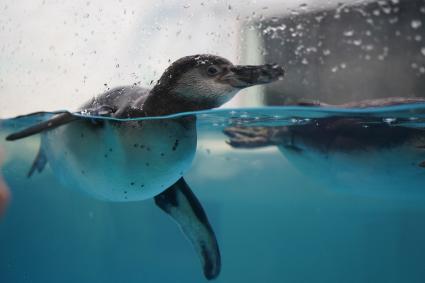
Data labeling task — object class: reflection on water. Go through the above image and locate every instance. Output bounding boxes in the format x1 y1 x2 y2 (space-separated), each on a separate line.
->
225 113 425 198
1 105 425 283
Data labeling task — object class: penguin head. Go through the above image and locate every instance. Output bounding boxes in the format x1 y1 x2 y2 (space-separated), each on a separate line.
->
147 54 284 115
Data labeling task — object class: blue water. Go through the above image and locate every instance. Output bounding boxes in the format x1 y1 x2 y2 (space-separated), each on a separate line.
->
1 104 425 283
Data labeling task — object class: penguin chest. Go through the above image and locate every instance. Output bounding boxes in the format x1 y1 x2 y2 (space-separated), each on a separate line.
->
278 140 425 197
42 118 197 201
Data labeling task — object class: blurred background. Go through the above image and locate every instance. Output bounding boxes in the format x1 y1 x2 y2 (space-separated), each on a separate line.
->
1 0 424 117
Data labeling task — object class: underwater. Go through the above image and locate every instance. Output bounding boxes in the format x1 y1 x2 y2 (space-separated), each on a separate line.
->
1 104 425 282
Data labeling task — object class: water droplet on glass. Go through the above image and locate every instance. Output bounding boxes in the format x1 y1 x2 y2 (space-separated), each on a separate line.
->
299 3 308 10
364 44 374 51
262 24 286 39
411 20 422 29
323 49 331 56
353 39 362 46
421 47 425 56
389 17 398 24
344 30 354 37
290 9 299 15
382 7 392 14
383 118 396 124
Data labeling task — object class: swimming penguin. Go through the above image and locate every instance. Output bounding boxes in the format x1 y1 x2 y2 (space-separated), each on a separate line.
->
224 98 425 197
5 54 284 280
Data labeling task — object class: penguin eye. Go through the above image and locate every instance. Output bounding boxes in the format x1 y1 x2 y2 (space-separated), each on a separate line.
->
206 65 220 76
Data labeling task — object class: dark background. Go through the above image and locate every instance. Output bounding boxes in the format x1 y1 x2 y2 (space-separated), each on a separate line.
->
259 0 425 105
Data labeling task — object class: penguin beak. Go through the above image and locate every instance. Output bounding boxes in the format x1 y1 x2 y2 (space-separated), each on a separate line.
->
219 64 285 88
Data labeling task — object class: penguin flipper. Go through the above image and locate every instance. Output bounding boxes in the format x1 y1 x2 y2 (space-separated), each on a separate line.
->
6 112 78 141
5 105 118 141
154 178 221 280
27 146 48 177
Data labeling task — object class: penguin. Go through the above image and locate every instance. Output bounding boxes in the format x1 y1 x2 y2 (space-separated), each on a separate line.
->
224 98 425 197
5 54 285 280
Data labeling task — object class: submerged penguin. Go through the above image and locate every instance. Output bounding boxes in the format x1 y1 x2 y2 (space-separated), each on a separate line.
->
224 98 425 197
6 54 284 280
